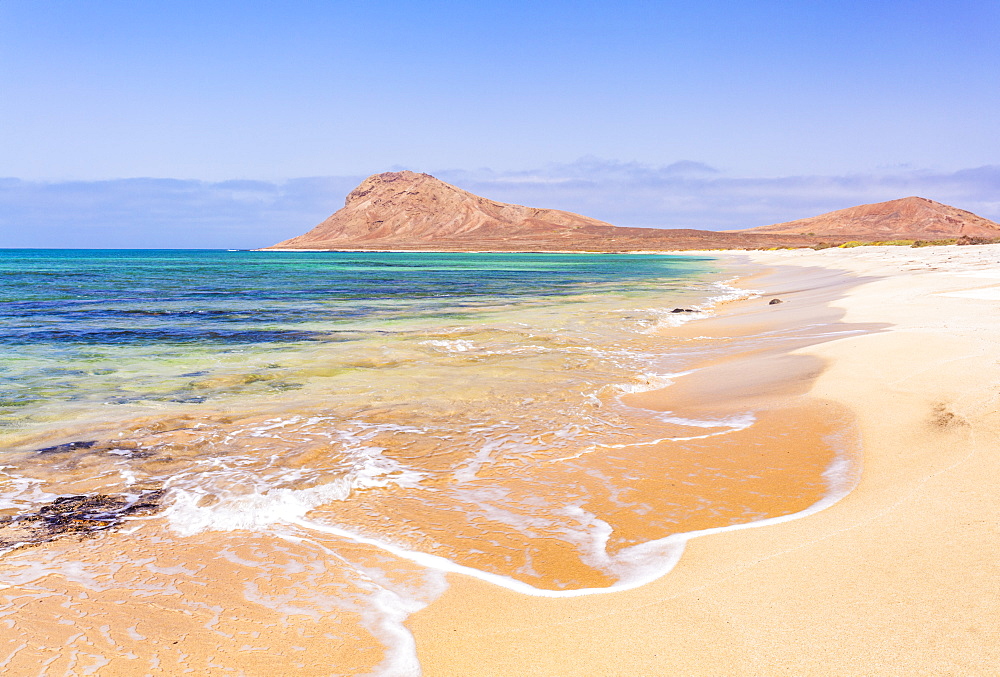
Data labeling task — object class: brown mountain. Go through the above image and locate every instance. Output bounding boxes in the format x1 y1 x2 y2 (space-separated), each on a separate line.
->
267 171 819 251
267 173 998 252
270 171 613 247
735 196 1000 240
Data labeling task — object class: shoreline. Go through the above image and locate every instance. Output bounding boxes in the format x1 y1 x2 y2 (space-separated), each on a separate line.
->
255 247 724 254
4 245 998 674
238 261 872 602
408 243 1000 675
1 252 839 675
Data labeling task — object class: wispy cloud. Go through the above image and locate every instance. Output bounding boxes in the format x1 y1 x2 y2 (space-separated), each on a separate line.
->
437 159 1000 230
2 161 998 248
0 176 363 248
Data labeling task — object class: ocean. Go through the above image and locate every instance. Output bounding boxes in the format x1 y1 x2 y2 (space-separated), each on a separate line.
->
0 249 852 674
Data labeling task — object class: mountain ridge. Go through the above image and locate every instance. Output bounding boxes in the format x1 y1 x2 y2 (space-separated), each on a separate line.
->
267 172 999 251
733 196 1000 240
271 171 613 248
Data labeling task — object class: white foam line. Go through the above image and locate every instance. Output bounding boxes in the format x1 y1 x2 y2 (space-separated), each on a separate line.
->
651 412 756 430
274 531 430 677
544 424 755 464
285 516 624 598
593 426 751 449
285 457 857 599
615 370 694 395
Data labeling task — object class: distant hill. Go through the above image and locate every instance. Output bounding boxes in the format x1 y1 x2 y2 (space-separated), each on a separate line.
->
270 171 614 248
266 173 998 251
734 196 1000 240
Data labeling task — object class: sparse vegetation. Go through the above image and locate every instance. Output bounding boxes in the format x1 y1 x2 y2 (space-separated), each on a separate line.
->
911 239 955 247
956 235 1000 246
824 238 970 249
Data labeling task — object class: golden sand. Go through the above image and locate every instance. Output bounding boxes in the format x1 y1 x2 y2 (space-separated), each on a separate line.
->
6 244 998 674
409 244 1000 675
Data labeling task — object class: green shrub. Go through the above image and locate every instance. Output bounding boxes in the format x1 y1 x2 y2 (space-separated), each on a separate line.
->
911 239 957 247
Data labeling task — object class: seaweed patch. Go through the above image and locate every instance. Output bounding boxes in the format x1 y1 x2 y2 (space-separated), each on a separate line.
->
0 490 164 552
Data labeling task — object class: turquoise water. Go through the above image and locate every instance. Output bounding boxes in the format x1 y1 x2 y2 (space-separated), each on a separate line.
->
0 249 717 438
6 249 805 673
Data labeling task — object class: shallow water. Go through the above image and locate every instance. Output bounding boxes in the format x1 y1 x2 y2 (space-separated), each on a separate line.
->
0 250 852 674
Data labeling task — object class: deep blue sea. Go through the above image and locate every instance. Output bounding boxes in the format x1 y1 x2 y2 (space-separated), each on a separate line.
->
0 249 717 428
0 249 715 347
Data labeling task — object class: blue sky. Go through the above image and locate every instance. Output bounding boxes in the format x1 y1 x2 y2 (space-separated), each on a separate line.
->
1 1 998 247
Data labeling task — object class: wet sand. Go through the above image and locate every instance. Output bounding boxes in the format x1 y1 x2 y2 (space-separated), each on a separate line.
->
0 253 863 675
409 244 1000 675
4 245 997 674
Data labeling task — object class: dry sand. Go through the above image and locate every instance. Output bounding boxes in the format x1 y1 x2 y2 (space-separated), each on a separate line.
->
408 244 1000 676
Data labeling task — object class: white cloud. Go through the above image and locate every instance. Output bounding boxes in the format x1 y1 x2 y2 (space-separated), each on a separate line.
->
437 160 1000 230
1 161 998 248
0 176 363 248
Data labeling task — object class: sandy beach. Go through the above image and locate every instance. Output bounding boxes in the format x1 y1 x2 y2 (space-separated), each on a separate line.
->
409 244 1000 675
3 244 999 675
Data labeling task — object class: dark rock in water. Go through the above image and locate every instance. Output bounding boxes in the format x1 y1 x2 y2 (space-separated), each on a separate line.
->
670 308 697 313
38 495 127 531
124 490 165 514
0 490 164 551
36 440 97 454
769 298 783 305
